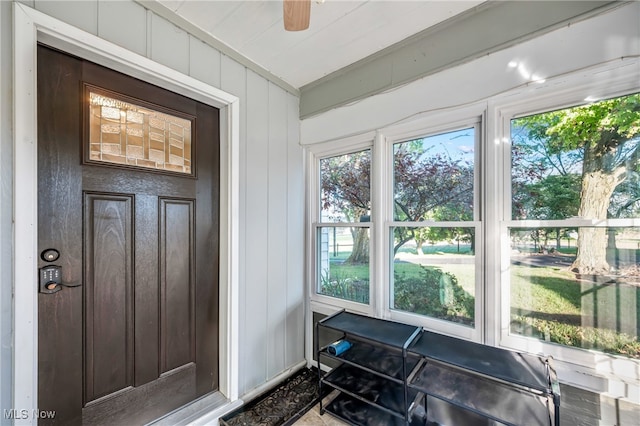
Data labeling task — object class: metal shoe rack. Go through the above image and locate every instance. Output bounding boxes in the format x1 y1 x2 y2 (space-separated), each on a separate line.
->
316 309 560 426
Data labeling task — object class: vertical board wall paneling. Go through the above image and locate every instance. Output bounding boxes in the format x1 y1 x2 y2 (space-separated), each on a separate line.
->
34 0 98 34
189 36 221 89
97 0 147 57
149 13 189 75
266 82 288 377
243 69 270 391
285 92 305 366
0 0 13 417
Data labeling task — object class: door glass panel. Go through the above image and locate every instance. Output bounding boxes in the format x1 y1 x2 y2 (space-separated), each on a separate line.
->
87 87 194 175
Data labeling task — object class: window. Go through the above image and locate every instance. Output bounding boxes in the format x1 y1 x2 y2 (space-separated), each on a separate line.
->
309 122 482 335
314 94 640 359
507 93 640 358
390 128 479 328
308 72 639 377
316 149 371 304
86 85 194 175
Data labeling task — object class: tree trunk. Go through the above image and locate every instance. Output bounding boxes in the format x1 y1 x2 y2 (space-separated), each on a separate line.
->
571 170 618 274
346 228 369 264
607 228 617 250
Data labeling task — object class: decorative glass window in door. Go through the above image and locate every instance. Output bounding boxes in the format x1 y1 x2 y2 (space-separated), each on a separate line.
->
86 85 194 175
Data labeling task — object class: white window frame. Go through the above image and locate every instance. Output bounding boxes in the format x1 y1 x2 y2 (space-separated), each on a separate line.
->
306 105 487 343
491 64 640 388
383 114 485 342
307 134 377 317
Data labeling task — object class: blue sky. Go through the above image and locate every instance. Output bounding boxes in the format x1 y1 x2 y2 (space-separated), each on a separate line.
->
396 127 475 162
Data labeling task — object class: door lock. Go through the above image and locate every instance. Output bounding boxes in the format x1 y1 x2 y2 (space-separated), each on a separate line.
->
39 265 82 294
40 248 60 262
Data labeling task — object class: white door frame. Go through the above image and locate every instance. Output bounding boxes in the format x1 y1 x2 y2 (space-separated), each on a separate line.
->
12 3 239 420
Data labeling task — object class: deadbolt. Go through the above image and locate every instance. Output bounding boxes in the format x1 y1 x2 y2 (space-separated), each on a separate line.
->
41 248 60 262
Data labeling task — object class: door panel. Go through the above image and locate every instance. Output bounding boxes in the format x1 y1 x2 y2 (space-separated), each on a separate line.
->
37 45 219 425
160 198 195 373
133 193 160 387
84 193 134 403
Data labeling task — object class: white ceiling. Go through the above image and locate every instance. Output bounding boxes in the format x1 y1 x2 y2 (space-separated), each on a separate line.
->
156 0 485 89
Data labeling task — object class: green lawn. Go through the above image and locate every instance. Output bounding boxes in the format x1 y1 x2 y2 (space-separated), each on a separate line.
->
321 252 640 358
510 264 640 358
510 265 581 317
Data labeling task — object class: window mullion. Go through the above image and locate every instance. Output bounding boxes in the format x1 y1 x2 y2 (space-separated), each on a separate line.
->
372 131 388 318
484 100 503 347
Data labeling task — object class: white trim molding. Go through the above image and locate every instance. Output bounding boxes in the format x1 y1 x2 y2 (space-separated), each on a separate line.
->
12 3 240 422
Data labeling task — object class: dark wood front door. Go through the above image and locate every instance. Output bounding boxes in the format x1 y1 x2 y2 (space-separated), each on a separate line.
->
37 45 220 425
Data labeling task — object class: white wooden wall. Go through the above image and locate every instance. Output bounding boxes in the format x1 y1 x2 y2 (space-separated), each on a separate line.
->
0 0 305 411
0 1 13 422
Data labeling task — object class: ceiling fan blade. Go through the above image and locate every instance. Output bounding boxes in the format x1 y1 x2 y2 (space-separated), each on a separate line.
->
283 0 310 31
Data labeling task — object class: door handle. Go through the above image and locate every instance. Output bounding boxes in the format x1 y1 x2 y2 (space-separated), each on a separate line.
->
39 265 82 294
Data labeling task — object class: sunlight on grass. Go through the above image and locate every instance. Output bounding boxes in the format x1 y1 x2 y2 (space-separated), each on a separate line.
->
510 264 640 358
511 265 580 315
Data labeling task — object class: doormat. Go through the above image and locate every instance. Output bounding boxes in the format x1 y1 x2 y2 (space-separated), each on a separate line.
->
219 367 321 426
